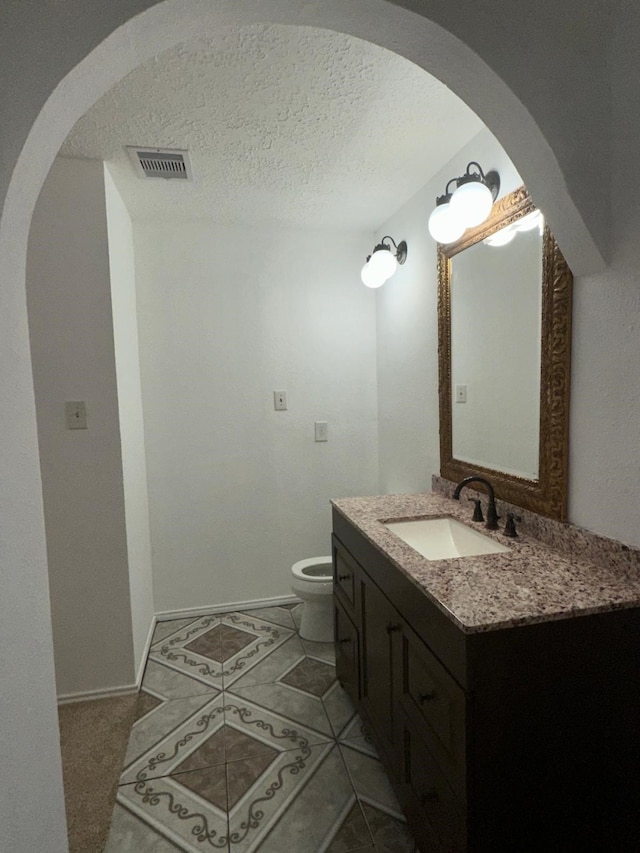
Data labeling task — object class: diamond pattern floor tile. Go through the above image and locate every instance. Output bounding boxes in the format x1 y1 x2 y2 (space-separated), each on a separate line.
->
151 617 201 647
280 655 337 697
300 637 336 664
105 605 417 853
115 764 230 851
224 633 305 690
339 742 405 820
323 680 359 738
120 693 226 785
141 658 221 701
237 603 298 630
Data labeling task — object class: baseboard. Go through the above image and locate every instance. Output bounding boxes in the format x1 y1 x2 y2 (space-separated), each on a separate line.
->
57 597 300 704
155 593 300 622
57 682 138 706
136 613 157 687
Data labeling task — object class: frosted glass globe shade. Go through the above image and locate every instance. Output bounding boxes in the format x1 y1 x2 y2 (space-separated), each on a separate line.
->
428 202 465 243
369 247 397 282
450 180 493 228
361 260 385 288
516 210 543 232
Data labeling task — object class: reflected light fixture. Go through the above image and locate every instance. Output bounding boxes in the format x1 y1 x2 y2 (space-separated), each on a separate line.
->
483 209 544 247
360 236 408 288
428 162 500 244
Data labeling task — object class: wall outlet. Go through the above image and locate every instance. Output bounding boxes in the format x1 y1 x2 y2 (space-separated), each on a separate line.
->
314 421 328 442
455 384 467 404
274 390 288 411
65 400 87 429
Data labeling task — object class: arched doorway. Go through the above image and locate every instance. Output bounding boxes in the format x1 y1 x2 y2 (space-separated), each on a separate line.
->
0 1 604 848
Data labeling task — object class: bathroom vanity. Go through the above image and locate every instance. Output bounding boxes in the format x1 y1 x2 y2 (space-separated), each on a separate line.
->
331 492 640 852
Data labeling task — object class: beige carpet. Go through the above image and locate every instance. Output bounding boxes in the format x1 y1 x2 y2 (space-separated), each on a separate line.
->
58 694 138 852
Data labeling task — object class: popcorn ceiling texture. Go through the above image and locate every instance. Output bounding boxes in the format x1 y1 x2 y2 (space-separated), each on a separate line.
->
60 24 482 228
332 489 640 634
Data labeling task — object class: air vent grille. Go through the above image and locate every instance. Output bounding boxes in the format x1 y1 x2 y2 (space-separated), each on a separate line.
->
127 147 192 180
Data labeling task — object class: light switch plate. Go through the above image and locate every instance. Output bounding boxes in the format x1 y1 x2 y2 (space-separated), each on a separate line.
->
274 391 288 411
65 400 87 429
314 421 328 442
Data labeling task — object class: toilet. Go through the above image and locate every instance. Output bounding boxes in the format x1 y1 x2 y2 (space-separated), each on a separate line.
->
290 556 334 642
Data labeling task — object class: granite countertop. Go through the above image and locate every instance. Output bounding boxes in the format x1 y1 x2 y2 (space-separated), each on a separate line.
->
331 492 640 633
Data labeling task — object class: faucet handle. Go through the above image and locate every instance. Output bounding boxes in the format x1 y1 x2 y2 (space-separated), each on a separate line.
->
503 513 522 537
468 498 484 523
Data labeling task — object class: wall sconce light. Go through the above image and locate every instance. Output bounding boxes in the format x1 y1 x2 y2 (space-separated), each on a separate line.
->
428 162 500 244
360 236 408 288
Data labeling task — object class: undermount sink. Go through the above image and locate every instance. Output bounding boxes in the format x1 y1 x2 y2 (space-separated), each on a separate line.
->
384 516 510 561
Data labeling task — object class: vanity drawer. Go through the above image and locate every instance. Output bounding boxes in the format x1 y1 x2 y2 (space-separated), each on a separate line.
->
332 535 358 614
400 623 466 790
400 708 466 852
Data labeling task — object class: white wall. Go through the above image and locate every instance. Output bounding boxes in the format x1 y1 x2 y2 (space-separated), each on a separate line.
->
27 158 137 697
566 1 640 545
376 128 523 494
104 166 155 674
133 221 379 612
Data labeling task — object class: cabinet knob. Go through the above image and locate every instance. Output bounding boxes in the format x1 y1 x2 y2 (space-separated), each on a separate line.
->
386 622 401 634
338 637 351 645
338 573 351 582
420 789 439 805
418 691 436 704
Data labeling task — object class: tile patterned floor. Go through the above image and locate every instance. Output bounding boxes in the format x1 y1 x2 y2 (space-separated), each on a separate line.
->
105 603 418 853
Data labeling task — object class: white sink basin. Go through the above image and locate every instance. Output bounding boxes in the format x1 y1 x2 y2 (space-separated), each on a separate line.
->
384 516 510 561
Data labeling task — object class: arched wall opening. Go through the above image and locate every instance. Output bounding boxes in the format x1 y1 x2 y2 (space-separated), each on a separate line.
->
0 1 606 848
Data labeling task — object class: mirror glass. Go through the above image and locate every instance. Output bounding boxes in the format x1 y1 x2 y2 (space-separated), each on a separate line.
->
451 210 543 479
438 187 572 520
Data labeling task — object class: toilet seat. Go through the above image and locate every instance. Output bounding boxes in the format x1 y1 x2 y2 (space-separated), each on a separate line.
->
290 556 334 642
291 556 332 581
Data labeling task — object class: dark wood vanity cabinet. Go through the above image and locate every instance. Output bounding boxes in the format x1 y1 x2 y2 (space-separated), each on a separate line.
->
332 511 640 853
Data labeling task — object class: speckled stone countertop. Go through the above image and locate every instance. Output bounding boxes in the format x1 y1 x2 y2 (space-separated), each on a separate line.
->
331 492 640 634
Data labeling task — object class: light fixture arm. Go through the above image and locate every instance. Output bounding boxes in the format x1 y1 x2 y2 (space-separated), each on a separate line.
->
435 164 500 206
465 161 486 179
457 161 500 200
378 236 408 264
435 178 459 207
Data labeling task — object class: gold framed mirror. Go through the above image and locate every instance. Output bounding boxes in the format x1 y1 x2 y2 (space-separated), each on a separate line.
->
438 186 573 520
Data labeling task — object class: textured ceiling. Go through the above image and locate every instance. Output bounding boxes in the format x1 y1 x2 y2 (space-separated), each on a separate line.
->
61 24 483 229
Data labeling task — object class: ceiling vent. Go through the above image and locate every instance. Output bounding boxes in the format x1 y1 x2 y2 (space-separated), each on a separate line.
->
126 146 193 180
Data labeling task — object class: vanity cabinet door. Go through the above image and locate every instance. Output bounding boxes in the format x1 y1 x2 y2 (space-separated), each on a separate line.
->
334 595 360 706
398 707 466 853
359 571 400 762
398 624 466 797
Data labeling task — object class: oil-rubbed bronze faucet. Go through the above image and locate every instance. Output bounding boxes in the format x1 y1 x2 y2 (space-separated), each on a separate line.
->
453 476 499 530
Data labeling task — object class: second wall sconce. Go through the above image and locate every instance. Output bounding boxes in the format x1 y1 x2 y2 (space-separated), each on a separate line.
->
428 162 500 244
360 236 408 288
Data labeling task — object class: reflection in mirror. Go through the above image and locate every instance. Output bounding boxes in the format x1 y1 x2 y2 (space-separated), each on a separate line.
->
438 187 572 520
451 210 543 479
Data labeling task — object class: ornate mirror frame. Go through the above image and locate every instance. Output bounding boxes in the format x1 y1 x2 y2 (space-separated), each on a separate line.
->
438 186 573 520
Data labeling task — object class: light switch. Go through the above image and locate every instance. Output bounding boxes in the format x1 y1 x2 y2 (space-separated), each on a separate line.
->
65 401 87 429
315 421 328 442
274 391 288 411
